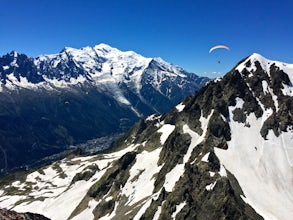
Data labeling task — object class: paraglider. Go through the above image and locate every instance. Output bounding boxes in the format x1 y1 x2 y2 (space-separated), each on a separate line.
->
209 45 230 64
209 45 230 53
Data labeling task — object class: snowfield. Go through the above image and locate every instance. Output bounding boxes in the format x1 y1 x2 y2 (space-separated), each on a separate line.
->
215 98 293 220
0 53 292 220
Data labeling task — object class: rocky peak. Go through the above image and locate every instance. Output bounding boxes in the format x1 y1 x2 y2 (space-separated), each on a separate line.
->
0 54 292 220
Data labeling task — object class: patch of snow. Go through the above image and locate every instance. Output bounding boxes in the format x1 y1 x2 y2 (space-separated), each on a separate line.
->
209 171 216 177
164 111 214 192
201 152 210 162
105 143 138 159
71 155 96 162
72 199 98 220
14 171 108 220
236 53 271 74
205 181 217 191
153 206 162 220
0 195 27 209
122 147 163 206
133 198 152 220
43 75 87 88
234 97 245 109
213 77 222 83
10 53 19 68
171 201 186 219
218 164 227 177
175 102 185 112
282 83 293 96
281 65 293 82
146 114 161 122
215 104 293 220
11 181 21 187
0 143 141 220
3 66 9 70
157 124 175 145
105 196 113 202
262 80 269 94
4 74 42 90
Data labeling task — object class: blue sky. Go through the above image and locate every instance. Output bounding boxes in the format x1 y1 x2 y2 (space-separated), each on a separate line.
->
1 0 293 78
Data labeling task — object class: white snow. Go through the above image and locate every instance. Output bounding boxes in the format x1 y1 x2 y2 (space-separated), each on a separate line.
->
218 163 227 177
43 75 87 88
121 147 163 206
0 42 196 123
175 102 185 112
10 52 19 68
3 66 9 70
171 201 186 219
14 167 109 220
0 143 139 220
4 74 42 90
105 143 138 159
236 53 272 74
72 199 98 220
213 77 222 83
262 80 269 94
214 101 293 220
157 124 175 145
201 152 210 162
282 83 293 96
234 97 245 109
153 206 162 220
205 181 217 191
133 198 152 220
236 53 293 88
164 111 213 192
0 195 27 209
146 114 161 122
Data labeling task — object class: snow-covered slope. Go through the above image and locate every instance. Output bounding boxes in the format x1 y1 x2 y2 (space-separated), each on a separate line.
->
0 53 292 220
0 44 208 107
0 44 209 175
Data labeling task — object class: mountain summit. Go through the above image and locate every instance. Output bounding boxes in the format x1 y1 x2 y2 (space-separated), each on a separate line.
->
0 44 209 175
0 53 292 219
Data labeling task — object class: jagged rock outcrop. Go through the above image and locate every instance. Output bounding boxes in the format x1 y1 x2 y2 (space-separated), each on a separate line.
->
0 208 50 220
0 53 292 219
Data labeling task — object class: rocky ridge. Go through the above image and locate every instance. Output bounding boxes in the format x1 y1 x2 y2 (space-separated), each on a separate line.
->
0 53 292 219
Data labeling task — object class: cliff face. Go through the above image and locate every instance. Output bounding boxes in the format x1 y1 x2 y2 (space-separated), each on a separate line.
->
0 53 292 220
0 208 50 220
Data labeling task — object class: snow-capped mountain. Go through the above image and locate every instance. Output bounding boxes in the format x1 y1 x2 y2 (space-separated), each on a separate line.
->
0 44 209 175
0 43 208 107
0 53 292 219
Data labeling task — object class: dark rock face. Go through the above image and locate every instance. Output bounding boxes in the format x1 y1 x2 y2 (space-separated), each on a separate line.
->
0 52 43 84
0 53 291 219
85 53 290 219
0 208 50 220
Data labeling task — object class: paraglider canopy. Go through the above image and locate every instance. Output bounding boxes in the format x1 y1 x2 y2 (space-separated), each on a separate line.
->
209 45 230 53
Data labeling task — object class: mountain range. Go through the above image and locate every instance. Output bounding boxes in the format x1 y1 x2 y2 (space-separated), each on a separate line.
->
0 44 209 175
0 53 292 220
